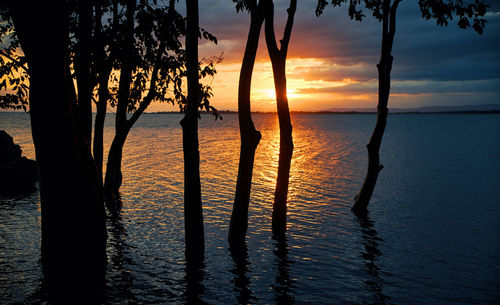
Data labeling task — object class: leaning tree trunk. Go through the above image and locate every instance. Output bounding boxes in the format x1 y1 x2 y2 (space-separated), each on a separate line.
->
352 0 398 214
264 0 296 237
182 0 205 260
104 128 129 195
103 0 135 197
229 0 265 246
7 0 106 300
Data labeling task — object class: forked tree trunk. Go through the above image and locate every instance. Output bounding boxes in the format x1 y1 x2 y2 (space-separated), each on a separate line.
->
7 0 106 300
353 0 399 214
264 0 296 237
229 0 265 245
182 0 205 260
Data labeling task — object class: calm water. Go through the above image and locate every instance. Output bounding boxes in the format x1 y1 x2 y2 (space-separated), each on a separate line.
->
1 112 499 304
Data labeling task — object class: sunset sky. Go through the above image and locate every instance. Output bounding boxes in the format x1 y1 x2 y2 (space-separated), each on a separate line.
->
148 0 500 112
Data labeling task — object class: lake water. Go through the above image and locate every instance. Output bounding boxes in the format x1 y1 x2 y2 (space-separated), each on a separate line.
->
1 112 499 304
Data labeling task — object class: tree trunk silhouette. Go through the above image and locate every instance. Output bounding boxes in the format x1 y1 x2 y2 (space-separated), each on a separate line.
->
75 0 94 145
92 2 111 180
264 0 296 237
353 0 400 214
103 0 135 196
102 0 166 196
229 0 265 245
182 0 205 260
7 0 106 300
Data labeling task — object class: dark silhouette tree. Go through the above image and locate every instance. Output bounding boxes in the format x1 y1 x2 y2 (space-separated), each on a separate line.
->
3 0 106 300
264 0 296 237
316 0 488 214
182 0 221 261
229 0 266 245
103 0 186 196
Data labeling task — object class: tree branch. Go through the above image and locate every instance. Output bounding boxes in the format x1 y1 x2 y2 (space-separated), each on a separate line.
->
280 0 296 58
128 40 166 127
0 51 29 74
264 0 280 58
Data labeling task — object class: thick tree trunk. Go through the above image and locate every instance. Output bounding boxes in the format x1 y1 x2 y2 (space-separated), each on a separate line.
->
7 0 106 300
228 1 265 245
264 0 296 237
353 0 397 214
75 0 94 145
182 0 204 260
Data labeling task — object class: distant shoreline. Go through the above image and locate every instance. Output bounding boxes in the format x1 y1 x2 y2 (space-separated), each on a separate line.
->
2 110 499 115
149 110 500 115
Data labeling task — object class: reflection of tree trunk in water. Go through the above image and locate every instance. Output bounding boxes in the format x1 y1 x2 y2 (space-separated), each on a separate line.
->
356 214 392 304
229 1 265 245
7 1 107 302
184 260 206 305
264 0 296 237
353 0 400 214
229 243 255 304
272 236 294 304
105 196 138 303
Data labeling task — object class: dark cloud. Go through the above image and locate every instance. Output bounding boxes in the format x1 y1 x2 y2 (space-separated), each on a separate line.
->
198 0 499 105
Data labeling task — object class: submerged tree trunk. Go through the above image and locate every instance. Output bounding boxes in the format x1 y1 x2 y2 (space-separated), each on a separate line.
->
353 0 399 214
264 0 296 237
7 0 106 300
229 0 265 246
182 0 205 260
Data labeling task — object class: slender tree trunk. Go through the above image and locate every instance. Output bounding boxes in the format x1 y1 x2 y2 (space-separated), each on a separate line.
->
7 0 106 300
92 2 110 181
104 0 135 197
229 1 265 245
182 0 204 260
353 0 398 214
75 0 94 145
93 69 110 180
104 128 129 195
264 0 296 237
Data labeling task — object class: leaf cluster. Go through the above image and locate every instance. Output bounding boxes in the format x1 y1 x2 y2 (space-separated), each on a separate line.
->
315 0 489 34
0 10 29 110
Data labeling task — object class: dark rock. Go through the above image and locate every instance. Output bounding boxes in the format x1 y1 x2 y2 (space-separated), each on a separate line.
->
0 130 39 196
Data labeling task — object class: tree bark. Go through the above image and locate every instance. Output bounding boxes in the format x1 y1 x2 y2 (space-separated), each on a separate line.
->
228 0 265 246
352 0 399 214
182 0 205 260
7 0 106 300
264 0 296 237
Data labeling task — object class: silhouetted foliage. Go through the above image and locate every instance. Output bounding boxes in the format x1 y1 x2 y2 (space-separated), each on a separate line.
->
316 0 488 213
